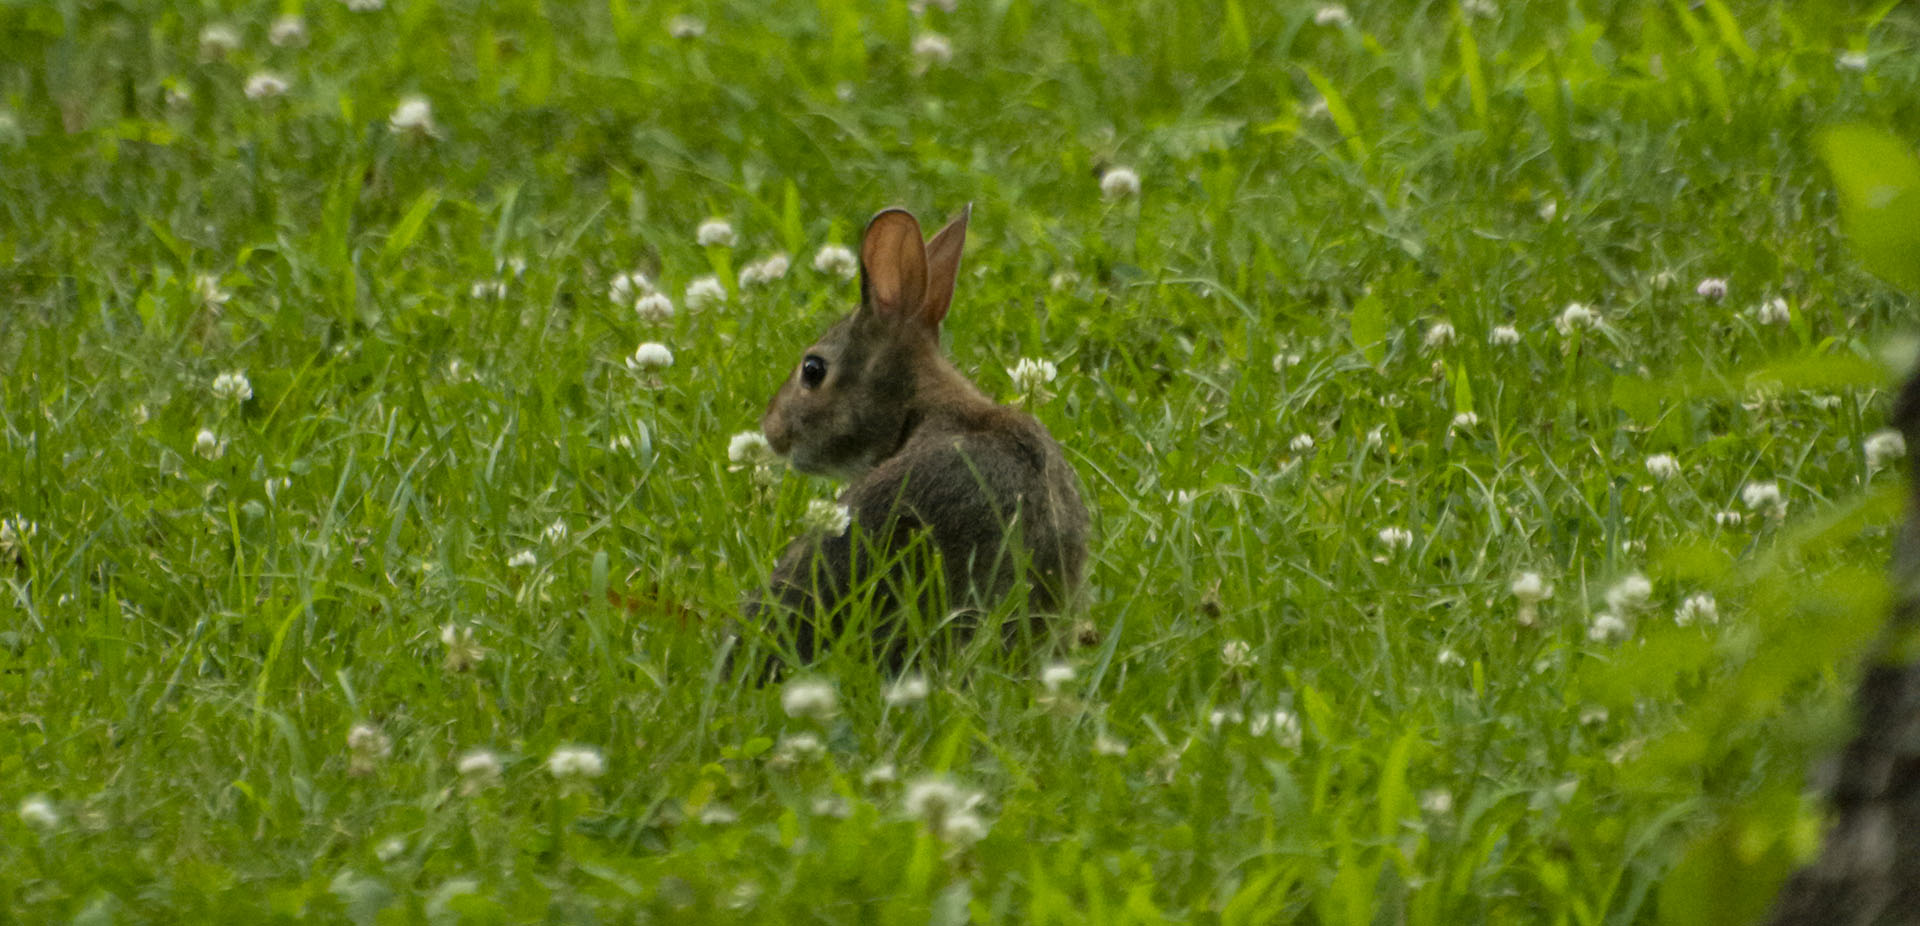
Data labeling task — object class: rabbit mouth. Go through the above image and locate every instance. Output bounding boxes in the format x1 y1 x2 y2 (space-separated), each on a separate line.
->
788 444 870 481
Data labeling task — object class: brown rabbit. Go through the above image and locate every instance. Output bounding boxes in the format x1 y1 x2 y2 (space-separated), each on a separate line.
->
740 205 1090 671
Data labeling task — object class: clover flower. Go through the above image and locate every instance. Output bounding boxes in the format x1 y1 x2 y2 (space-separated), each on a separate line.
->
546 745 606 780
1100 166 1141 199
813 244 858 279
781 678 839 721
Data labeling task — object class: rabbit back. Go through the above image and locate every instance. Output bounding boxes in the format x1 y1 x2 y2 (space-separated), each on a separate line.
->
844 406 1088 617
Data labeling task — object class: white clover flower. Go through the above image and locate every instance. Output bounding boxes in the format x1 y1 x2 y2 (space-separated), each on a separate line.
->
1511 571 1553 604
902 776 983 822
1754 296 1790 325
812 795 851 818
802 499 852 535
727 431 777 468
1040 662 1077 693
1675 593 1719 627
667 15 706 38
1512 571 1552 625
774 732 827 764
1489 325 1520 346
813 244 858 279
497 256 526 277
1604 573 1653 613
1714 510 1744 527
1866 429 1907 472
345 0 385 11
1555 302 1596 335
1422 321 1455 351
1836 51 1869 72
244 72 290 100
629 292 673 323
195 273 231 310
739 253 791 286
1009 357 1058 396
455 749 503 790
885 675 931 706
1207 707 1244 731
469 280 506 299
1587 612 1629 642
696 217 737 248
347 722 393 775
1644 453 1680 482
1377 526 1413 550
939 811 989 845
18 796 59 830
1419 789 1453 815
1272 351 1303 371
211 370 252 402
1100 166 1141 200
199 24 241 58
1579 705 1610 725
1450 411 1479 430
269 15 307 47
863 763 898 786
541 518 568 544
912 32 954 67
1741 481 1786 518
608 270 653 304
507 549 536 569
193 428 223 460
1696 277 1728 302
1436 648 1466 667
388 97 437 138
1262 709 1303 748
1220 639 1255 670
781 678 839 721
628 342 674 371
440 623 487 672
1313 5 1351 26
697 803 738 825
1288 433 1315 453
685 275 727 311
546 745 606 779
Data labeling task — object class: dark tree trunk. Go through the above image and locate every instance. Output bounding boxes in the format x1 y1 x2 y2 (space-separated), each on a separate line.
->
1770 371 1920 926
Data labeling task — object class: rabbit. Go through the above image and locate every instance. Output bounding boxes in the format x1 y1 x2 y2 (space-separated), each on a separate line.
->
738 205 1091 672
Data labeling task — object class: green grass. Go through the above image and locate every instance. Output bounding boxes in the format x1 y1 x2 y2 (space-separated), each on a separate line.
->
5 0 1920 922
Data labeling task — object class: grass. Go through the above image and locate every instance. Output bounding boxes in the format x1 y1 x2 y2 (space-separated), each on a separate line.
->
4 0 1920 922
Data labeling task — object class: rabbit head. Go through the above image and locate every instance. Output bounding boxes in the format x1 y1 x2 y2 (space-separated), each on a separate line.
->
761 206 972 479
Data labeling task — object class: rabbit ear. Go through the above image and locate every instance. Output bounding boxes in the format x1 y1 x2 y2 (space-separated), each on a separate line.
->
920 204 970 328
859 208 929 321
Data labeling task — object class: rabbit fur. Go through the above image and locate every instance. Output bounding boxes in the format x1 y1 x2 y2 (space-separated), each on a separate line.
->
740 205 1090 671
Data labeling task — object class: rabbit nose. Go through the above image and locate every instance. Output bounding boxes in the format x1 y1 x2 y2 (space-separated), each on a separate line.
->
762 408 791 455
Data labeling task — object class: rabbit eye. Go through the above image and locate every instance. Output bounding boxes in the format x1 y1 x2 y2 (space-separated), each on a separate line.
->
800 355 828 388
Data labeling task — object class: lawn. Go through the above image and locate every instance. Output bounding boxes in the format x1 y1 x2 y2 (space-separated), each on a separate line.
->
4 1 1920 922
